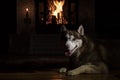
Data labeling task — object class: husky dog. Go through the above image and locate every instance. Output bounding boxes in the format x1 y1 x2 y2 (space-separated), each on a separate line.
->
59 25 108 76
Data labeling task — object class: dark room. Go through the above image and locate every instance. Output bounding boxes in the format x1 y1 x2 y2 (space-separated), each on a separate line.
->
1 0 120 80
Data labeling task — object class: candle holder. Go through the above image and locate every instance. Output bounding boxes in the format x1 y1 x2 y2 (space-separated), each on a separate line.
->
24 8 31 24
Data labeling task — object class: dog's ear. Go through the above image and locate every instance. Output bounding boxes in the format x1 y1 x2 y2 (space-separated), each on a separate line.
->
61 25 67 32
77 24 84 35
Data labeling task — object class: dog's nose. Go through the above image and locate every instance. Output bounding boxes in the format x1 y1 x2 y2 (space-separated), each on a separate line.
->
65 42 69 47
65 43 69 49
65 44 68 48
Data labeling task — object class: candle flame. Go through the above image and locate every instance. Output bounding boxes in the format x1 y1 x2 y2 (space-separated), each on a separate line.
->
26 8 29 12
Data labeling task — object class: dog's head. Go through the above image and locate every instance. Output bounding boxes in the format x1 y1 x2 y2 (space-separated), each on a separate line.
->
61 24 85 56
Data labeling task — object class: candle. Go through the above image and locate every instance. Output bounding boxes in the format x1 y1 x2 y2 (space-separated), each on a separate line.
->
26 8 29 12
25 8 29 18
24 8 31 24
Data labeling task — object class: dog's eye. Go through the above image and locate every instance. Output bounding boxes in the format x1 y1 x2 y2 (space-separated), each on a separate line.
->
72 38 76 41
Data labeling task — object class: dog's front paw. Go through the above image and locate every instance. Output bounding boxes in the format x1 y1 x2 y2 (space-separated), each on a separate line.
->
59 67 67 73
67 70 77 76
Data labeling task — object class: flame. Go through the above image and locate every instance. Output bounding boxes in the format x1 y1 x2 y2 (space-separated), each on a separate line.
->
46 0 68 24
52 0 64 18
26 8 29 12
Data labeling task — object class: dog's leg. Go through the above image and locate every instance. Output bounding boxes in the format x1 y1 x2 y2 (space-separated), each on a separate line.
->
59 67 67 73
67 63 107 76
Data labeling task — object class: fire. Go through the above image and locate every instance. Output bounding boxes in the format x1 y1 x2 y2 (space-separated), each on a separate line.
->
52 0 64 17
46 0 68 24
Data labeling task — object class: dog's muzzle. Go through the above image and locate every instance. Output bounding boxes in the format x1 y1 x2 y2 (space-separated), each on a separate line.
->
64 39 82 56
65 45 78 56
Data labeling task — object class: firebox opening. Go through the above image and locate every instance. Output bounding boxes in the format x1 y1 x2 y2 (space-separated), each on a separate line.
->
36 0 78 26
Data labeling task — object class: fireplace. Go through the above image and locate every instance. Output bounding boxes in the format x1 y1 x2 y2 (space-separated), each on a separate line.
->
34 0 95 34
35 0 79 33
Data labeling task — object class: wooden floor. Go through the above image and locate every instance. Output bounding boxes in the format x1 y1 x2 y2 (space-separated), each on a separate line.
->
0 69 120 80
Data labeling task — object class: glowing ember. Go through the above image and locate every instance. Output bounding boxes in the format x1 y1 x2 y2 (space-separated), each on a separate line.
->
46 0 68 24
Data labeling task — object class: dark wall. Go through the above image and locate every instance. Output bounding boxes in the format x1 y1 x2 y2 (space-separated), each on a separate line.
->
17 0 35 34
78 0 95 36
95 0 120 70
95 0 120 39
1 0 16 54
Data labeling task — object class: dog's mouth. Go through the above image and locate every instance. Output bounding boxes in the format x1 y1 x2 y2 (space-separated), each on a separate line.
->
65 45 78 56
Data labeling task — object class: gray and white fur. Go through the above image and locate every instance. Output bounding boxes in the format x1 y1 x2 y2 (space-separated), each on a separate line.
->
59 25 108 76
